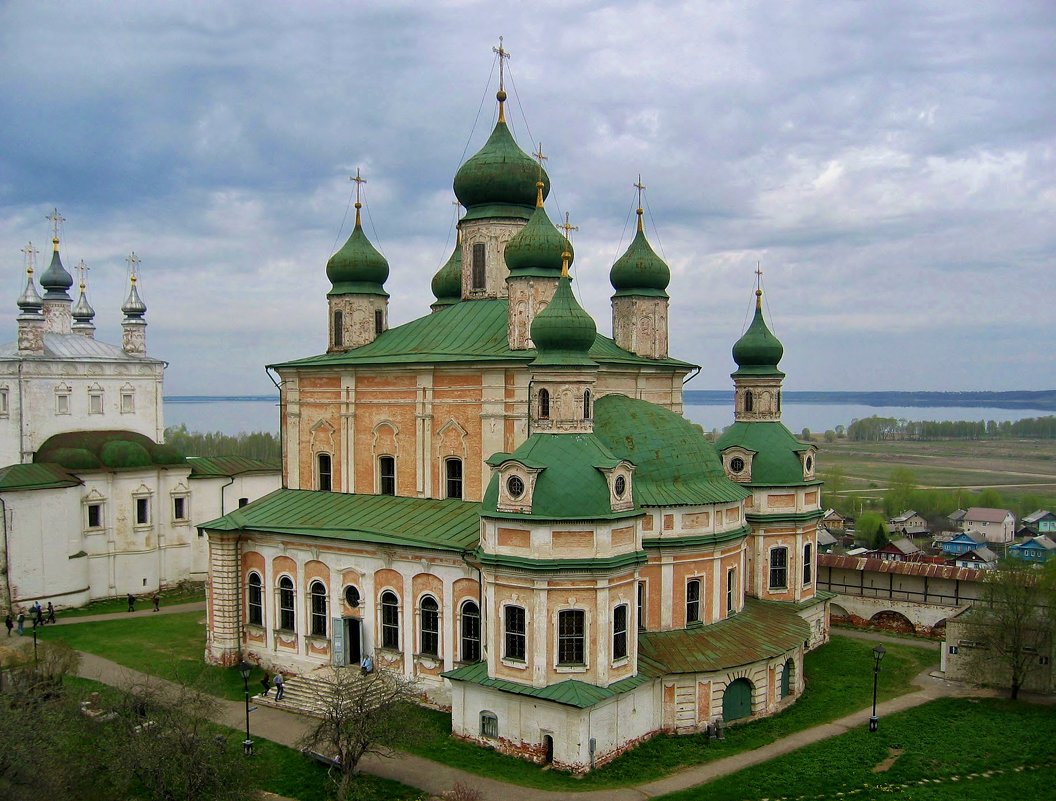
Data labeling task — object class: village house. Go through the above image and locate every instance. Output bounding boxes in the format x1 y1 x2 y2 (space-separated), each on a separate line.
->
1008 535 1056 564
960 507 1015 544
887 510 929 537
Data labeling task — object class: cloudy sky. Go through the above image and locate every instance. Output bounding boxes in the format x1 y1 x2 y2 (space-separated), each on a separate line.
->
1 0 1053 396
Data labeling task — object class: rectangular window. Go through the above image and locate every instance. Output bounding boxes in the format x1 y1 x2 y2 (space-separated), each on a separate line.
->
726 568 735 616
445 458 463 500
948 645 959 655
333 310 343 348
637 580 646 631
381 593 400 650
379 455 396 496
247 574 263 627
374 308 384 335
686 578 701 624
504 605 526 661
770 548 788 589
472 243 486 289
803 543 813 585
558 610 586 665
56 393 70 415
135 497 150 526
172 496 188 522
613 604 628 661
86 502 103 529
0 388 8 417
120 392 134 413
89 393 103 415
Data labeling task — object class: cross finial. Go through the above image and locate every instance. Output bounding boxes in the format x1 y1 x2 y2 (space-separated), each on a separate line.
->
77 259 90 289
126 251 141 282
558 211 578 242
46 208 65 246
21 242 39 274
533 142 547 170
634 175 647 231
493 36 510 121
351 168 367 226
754 262 764 308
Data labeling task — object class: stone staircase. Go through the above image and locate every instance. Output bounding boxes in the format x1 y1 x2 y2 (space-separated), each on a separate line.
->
252 665 386 718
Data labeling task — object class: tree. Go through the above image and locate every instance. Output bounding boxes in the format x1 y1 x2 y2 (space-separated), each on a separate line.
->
883 467 917 517
856 512 889 550
800 427 812 441
961 561 1055 700
299 668 419 800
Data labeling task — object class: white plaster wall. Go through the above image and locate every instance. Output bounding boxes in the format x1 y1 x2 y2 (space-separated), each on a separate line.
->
188 472 281 576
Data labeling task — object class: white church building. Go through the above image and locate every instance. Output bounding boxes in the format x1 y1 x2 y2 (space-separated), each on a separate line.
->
0 216 279 612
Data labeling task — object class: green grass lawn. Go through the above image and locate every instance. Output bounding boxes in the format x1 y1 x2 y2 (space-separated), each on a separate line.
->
59 583 205 618
36 610 255 701
655 696 1056 800
393 635 937 791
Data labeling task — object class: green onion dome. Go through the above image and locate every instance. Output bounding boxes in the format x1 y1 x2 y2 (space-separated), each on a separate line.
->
732 290 784 376
609 209 669 297
530 262 597 366
40 238 74 299
326 205 390 297
504 183 571 277
453 106 550 215
431 239 462 307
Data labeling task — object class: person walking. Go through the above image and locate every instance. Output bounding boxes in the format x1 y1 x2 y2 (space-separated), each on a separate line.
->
260 670 271 697
33 604 43 629
152 593 160 612
16 609 24 634
46 602 56 624
127 593 135 612
274 672 285 701
4 613 12 636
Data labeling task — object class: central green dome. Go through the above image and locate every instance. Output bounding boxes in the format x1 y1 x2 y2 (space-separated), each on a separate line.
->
326 210 390 297
732 291 784 376
610 212 670 297
504 184 571 277
531 273 597 366
453 117 550 213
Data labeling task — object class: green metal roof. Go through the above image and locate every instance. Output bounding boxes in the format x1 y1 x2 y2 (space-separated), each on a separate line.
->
482 433 636 521
637 597 809 676
441 660 650 709
0 462 82 492
35 430 186 471
187 456 280 478
594 395 750 507
716 421 819 487
199 488 480 552
269 299 695 371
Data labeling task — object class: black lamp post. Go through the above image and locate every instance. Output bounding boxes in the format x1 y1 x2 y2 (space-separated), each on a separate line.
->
865 645 882 734
32 627 38 667
238 660 253 755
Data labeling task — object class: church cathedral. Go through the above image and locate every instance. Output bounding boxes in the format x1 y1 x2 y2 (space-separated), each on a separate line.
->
202 54 829 771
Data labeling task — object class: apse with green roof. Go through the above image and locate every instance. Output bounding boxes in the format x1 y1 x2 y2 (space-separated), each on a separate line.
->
610 200 671 360
326 176 390 352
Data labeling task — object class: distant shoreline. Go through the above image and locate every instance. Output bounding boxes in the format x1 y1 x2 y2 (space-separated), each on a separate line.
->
163 391 1056 412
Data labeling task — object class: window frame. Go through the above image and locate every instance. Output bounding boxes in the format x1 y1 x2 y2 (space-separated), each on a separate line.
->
503 604 526 662
120 391 135 414
727 567 736 616
134 495 151 527
460 600 481 663
637 580 646 630
247 572 264 627
55 390 71 415
686 578 701 625
0 387 8 417
612 603 628 661
317 452 333 492
583 389 592 420
419 596 440 657
769 546 789 590
803 542 813 585
538 388 550 420
557 609 586 666
278 575 296 631
88 390 104 415
480 711 498 739
445 457 463 500
85 501 104 530
333 310 344 348
378 455 396 496
172 494 189 523
380 590 400 651
309 580 327 638
471 243 486 290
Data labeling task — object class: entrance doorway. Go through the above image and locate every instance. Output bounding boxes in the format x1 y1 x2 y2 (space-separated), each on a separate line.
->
722 678 753 722
543 734 554 765
344 618 361 665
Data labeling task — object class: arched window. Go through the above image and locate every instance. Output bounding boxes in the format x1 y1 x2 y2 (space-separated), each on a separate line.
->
381 591 400 650
378 455 396 496
612 604 628 660
247 572 263 626
744 390 754 413
557 610 585 665
333 310 344 348
803 542 813 585
686 578 701 624
445 457 463 500
583 389 592 420
538 388 550 420
472 243 486 289
460 600 481 662
278 576 295 631
420 596 439 656
309 580 327 637
480 710 498 739
317 453 332 492
770 547 788 589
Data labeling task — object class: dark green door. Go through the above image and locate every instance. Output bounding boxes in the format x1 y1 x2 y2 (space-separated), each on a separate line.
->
723 678 752 721
781 659 793 699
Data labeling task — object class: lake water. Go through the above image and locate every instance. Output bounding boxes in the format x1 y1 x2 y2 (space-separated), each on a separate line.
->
162 396 1051 437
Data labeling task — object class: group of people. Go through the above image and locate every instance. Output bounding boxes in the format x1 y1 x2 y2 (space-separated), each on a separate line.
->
126 593 161 613
259 670 286 700
4 601 55 635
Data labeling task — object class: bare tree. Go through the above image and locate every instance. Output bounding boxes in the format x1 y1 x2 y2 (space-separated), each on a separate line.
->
298 667 419 800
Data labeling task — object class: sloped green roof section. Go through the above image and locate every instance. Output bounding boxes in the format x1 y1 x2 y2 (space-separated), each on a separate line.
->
594 395 749 507
482 433 634 521
199 488 480 552
441 660 650 709
716 421 819 487
269 300 695 371
0 462 82 492
188 456 280 478
35 430 186 471
637 597 809 676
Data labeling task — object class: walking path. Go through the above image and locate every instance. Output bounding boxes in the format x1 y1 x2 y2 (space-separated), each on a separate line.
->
30 608 1013 801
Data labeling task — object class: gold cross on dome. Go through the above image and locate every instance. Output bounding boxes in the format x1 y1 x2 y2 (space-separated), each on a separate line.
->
21 242 39 273
126 251 141 281
46 208 65 241
77 260 90 288
351 168 367 205
533 143 547 169
634 175 646 208
493 36 510 93
558 211 578 242
755 262 763 290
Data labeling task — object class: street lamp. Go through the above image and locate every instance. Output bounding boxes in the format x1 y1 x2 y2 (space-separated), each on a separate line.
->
865 645 882 734
238 660 254 755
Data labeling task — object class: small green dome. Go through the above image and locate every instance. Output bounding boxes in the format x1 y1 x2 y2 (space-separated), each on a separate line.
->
504 188 572 277
609 213 670 297
732 292 784 376
531 276 597 366
453 119 550 212
326 211 390 297
431 241 462 307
